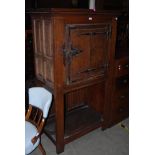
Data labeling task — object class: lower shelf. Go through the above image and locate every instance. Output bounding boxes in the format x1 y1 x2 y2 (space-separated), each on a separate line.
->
44 105 102 144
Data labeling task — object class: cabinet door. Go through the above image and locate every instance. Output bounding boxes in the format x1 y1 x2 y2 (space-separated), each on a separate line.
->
64 24 111 84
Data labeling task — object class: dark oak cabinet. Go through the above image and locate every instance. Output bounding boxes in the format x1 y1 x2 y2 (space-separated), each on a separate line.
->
30 9 128 153
109 14 129 125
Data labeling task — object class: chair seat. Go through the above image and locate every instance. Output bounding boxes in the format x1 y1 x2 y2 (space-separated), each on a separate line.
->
25 121 40 154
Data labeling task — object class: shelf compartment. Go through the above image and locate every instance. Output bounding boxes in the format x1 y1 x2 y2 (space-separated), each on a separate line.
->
44 105 102 144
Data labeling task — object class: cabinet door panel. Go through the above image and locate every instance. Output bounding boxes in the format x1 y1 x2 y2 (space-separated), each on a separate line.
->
91 33 109 69
70 28 90 81
65 24 111 84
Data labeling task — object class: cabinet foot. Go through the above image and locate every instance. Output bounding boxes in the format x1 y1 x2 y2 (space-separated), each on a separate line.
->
56 146 64 154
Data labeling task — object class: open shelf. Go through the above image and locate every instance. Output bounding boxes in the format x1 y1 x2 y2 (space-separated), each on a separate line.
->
44 105 102 144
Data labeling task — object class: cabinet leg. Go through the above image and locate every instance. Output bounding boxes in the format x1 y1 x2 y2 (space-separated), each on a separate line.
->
56 123 64 153
55 90 65 154
56 144 64 154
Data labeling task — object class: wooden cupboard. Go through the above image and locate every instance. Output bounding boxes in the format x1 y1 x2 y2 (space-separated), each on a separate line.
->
109 14 129 125
30 9 127 153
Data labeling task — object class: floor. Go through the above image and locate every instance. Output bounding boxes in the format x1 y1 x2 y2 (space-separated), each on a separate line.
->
30 118 129 155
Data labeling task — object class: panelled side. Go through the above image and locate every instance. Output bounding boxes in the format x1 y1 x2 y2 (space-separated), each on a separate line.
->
32 17 54 87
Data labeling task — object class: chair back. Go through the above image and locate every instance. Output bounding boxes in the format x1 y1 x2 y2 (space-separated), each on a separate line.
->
28 87 52 118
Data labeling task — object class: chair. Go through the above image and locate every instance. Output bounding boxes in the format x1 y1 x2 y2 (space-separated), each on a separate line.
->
25 87 52 155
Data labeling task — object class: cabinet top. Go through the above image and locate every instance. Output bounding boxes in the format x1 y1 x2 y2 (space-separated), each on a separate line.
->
29 8 120 16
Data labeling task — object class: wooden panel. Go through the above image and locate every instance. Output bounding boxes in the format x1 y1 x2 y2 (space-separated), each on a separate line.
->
43 58 54 84
65 82 105 114
33 19 44 82
33 18 54 85
33 19 43 55
88 82 105 113
69 28 90 82
43 20 53 57
35 56 44 81
90 28 109 69
65 87 89 111
65 24 111 83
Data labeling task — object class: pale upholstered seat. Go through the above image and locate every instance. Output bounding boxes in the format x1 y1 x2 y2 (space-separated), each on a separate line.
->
25 87 52 155
25 121 40 154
